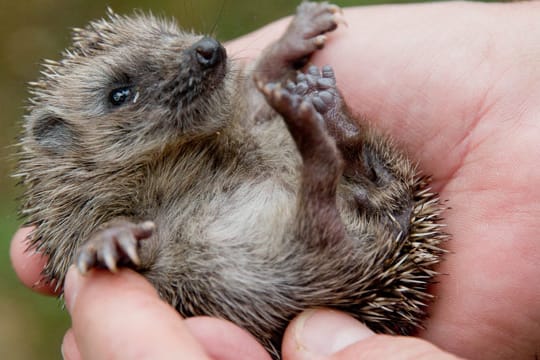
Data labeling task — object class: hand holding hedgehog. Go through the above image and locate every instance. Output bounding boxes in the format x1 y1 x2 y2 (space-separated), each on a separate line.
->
16 1 448 357
11 1 540 360
57 267 459 360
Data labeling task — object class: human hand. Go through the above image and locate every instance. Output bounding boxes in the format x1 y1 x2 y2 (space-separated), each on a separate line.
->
12 228 459 360
62 269 461 360
230 1 540 358
11 1 540 359
60 265 273 360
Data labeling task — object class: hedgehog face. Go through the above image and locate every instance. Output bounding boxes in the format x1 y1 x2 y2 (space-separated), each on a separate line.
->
26 11 232 162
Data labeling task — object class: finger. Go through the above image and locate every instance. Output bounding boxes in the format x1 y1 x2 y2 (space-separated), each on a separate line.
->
61 328 82 360
282 309 461 360
330 335 463 360
9 226 58 296
64 266 211 360
282 309 373 360
184 316 272 360
65 268 270 360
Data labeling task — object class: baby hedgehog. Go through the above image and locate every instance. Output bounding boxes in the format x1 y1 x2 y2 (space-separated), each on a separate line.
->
17 2 447 358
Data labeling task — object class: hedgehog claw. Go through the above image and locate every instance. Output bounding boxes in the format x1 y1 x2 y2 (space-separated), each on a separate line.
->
77 249 94 275
75 220 154 274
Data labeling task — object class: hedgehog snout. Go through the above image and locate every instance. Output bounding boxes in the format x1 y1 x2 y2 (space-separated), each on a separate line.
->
188 37 227 70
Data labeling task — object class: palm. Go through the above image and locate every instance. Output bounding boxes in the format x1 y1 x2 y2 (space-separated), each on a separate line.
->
307 3 540 359
229 2 540 358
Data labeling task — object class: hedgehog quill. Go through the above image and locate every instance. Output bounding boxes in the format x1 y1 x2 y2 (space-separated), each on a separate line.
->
17 2 448 358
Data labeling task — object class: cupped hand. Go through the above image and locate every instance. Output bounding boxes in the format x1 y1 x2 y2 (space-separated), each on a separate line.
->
11 228 459 360
11 2 540 359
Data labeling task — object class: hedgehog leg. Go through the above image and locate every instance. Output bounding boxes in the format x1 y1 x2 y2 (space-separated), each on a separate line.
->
287 65 408 211
253 2 342 85
76 219 155 274
258 81 346 244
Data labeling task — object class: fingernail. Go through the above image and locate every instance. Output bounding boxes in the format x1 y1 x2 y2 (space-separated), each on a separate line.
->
64 265 81 313
295 309 374 356
61 343 67 360
61 328 81 360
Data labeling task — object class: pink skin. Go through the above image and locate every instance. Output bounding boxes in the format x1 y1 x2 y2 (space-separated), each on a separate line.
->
11 2 540 359
60 267 271 360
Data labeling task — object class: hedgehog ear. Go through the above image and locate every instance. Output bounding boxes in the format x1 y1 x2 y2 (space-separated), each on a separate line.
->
30 113 76 155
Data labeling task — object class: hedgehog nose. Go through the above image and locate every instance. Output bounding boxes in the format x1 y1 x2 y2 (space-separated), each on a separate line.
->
193 37 226 68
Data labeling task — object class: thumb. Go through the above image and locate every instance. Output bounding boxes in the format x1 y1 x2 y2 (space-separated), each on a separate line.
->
282 309 463 360
63 266 210 360
62 266 272 360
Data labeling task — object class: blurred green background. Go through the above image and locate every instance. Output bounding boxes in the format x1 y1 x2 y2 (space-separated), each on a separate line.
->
0 0 498 359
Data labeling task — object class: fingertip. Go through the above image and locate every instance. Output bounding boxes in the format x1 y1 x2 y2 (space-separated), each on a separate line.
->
282 309 461 360
70 269 210 360
282 309 374 360
9 226 58 296
64 267 160 313
63 266 81 313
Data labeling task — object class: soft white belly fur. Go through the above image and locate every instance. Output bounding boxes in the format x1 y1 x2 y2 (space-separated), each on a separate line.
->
204 179 296 251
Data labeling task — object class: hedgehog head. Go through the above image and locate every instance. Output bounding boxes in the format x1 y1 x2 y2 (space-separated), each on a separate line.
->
25 9 232 164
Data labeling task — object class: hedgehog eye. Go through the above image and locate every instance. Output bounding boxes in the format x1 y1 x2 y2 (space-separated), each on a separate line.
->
109 86 133 106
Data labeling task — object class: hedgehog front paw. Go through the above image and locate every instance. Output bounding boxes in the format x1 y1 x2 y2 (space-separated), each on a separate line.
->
76 220 155 274
282 2 344 67
293 2 343 49
252 2 344 87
